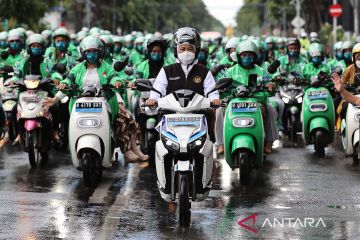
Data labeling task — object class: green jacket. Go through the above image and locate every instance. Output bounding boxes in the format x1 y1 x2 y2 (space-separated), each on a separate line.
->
135 59 169 80
303 62 331 81
0 50 27 67
225 64 269 103
276 55 307 77
165 49 176 64
45 45 80 61
129 49 145 67
61 60 123 122
329 58 346 72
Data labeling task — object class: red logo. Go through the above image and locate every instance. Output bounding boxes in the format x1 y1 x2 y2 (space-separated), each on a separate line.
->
238 213 259 233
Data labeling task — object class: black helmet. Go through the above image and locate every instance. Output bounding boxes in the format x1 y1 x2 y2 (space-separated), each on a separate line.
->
172 27 201 57
146 36 168 57
287 38 301 48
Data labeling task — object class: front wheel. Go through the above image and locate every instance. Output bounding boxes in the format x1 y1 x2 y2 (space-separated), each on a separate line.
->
28 133 40 168
290 114 298 144
239 151 251 185
82 152 102 187
178 173 191 227
314 129 326 157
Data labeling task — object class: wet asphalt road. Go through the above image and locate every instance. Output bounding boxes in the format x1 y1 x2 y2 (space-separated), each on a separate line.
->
0 135 360 240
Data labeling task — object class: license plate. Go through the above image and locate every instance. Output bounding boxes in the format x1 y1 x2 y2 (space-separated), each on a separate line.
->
21 95 42 102
75 102 102 112
308 90 328 99
232 102 257 112
167 116 201 126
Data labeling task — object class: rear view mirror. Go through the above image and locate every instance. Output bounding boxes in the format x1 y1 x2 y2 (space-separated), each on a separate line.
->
248 74 258 88
206 78 233 97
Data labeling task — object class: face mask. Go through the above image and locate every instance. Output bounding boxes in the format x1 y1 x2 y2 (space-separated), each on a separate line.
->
136 45 143 53
86 52 98 63
230 52 237 62
55 41 67 51
178 51 195 65
312 56 322 66
240 56 255 68
0 41 8 49
336 52 343 60
30 47 43 57
126 44 133 50
150 52 162 62
70 40 79 46
9 42 20 51
288 50 299 58
344 52 352 61
356 60 360 69
113 46 121 54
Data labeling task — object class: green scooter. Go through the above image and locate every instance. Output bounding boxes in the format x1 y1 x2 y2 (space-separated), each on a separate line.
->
223 74 269 184
301 72 335 157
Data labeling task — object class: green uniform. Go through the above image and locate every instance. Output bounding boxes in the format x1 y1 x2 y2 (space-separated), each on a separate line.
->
225 64 268 103
45 45 80 61
303 62 331 81
328 58 346 72
275 55 307 77
135 59 170 80
0 50 26 67
129 49 145 67
61 60 123 122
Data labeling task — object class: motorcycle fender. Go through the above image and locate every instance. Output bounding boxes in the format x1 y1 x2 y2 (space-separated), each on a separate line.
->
309 117 329 134
231 134 256 154
24 119 40 131
353 129 359 148
200 138 213 188
155 140 168 189
76 135 102 159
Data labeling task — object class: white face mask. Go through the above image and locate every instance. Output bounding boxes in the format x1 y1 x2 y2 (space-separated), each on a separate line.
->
356 60 360 69
178 51 195 65
230 52 237 62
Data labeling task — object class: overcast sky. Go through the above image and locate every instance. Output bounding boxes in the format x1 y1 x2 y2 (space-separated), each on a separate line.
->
203 0 244 27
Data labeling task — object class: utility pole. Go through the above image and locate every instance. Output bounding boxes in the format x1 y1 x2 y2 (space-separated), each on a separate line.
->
84 0 92 28
354 0 359 36
333 0 337 45
295 0 301 37
112 0 116 34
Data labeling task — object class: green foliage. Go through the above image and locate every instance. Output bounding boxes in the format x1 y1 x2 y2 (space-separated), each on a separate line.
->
0 0 56 31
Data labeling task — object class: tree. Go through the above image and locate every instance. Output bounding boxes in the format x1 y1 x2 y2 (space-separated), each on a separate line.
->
0 0 56 31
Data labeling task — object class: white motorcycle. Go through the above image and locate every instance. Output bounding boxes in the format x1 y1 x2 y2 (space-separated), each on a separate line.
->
68 84 115 187
16 75 53 167
140 78 232 227
341 93 360 164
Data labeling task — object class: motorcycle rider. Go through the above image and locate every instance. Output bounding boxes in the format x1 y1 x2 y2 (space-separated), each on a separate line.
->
112 36 127 62
275 38 307 78
303 43 330 81
341 41 354 68
224 40 279 153
44 36 148 162
0 31 8 54
335 43 360 120
45 28 80 62
145 27 221 140
0 29 26 68
10 34 62 145
129 36 145 67
329 41 346 72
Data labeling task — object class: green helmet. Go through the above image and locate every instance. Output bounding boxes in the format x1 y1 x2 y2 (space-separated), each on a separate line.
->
236 40 258 55
8 29 22 41
0 31 8 41
89 27 101 35
342 41 353 51
77 31 88 42
265 36 274 44
308 43 324 57
124 34 135 43
333 41 343 51
134 36 145 45
225 37 239 52
26 33 45 47
80 36 103 52
252 39 266 51
112 36 123 43
53 28 70 40
70 33 77 40
100 35 114 46
41 29 53 39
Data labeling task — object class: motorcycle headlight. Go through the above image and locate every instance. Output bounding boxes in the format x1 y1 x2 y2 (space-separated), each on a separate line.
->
161 133 180 152
77 117 101 128
309 103 327 112
282 97 290 104
355 112 360 121
232 117 255 128
188 132 206 151
297 97 303 103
